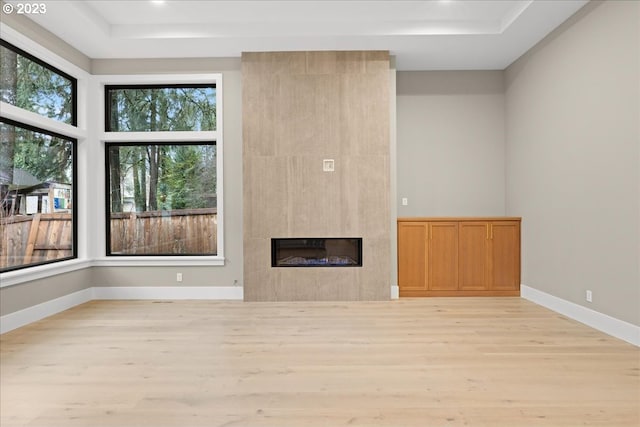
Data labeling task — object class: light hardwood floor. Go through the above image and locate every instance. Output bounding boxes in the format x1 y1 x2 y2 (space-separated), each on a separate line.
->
1 298 638 427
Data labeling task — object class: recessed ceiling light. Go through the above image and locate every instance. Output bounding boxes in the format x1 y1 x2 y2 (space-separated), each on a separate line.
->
151 0 165 5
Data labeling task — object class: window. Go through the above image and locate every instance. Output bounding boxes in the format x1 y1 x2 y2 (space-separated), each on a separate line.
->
0 39 78 273
105 85 215 132
103 81 221 258
0 40 76 125
105 142 217 255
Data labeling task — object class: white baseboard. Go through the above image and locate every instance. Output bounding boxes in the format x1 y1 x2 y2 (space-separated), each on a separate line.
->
9 284 634 346
390 285 399 299
0 288 93 334
92 286 244 300
521 285 640 347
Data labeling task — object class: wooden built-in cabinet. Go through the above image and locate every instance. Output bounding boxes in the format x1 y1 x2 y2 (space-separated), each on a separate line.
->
398 218 521 297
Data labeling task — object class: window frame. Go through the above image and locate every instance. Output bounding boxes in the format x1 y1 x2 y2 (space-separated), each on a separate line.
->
104 140 218 257
104 83 216 133
0 117 78 272
0 28 85 279
0 39 78 126
97 74 224 266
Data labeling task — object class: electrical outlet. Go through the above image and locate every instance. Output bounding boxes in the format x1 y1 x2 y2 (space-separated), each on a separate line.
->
586 290 592 303
401 198 408 206
176 273 183 282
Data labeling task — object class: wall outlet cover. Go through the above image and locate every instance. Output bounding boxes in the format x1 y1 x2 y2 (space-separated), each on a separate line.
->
323 159 335 172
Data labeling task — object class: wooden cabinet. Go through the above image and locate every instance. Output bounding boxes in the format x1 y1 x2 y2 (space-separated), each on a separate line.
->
397 222 428 293
458 222 489 291
427 222 458 291
488 221 520 291
398 218 520 297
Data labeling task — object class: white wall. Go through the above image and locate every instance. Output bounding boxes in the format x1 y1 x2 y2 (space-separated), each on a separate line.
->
505 0 639 326
397 71 506 217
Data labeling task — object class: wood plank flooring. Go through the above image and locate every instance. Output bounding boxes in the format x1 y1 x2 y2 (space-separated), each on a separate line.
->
1 298 638 426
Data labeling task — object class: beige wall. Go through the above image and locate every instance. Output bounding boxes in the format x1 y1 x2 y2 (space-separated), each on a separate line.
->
91 58 244 290
505 0 640 325
242 51 391 301
396 71 506 217
3 0 638 329
0 269 92 315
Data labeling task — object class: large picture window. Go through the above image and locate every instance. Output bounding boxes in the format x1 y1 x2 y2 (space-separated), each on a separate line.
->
0 38 78 273
103 80 220 258
105 142 217 256
0 119 76 271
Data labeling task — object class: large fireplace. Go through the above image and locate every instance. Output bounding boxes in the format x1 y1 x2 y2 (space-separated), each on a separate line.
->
271 238 363 267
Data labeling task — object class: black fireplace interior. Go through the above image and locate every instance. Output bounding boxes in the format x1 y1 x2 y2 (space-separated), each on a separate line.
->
271 238 363 267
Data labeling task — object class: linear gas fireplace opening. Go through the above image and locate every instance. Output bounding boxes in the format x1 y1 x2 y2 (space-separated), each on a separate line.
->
271 238 363 267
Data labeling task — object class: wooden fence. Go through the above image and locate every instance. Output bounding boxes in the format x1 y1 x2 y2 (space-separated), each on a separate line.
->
110 208 217 255
1 213 72 269
1 208 217 268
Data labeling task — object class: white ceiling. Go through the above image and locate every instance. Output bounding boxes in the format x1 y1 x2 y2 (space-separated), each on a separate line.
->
8 0 588 70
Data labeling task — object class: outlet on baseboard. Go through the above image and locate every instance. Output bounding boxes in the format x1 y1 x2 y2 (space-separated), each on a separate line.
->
176 273 183 282
586 290 592 303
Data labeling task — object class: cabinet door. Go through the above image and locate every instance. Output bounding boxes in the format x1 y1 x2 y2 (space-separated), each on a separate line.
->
458 222 489 290
398 222 428 292
489 221 520 290
428 222 458 291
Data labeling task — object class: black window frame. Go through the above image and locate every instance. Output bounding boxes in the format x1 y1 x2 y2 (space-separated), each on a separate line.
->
0 117 78 272
104 140 218 257
104 83 217 132
0 39 78 126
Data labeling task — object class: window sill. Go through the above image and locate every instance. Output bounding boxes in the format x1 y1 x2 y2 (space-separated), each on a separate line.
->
0 258 92 288
0 256 226 288
91 256 225 267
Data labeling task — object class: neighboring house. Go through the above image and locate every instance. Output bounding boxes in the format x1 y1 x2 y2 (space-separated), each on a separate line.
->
1 169 72 216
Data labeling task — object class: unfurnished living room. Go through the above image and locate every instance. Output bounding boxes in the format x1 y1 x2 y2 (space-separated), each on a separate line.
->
0 1 638 426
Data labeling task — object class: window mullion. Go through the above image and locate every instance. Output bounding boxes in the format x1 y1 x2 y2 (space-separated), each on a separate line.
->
0 102 86 140
101 131 218 143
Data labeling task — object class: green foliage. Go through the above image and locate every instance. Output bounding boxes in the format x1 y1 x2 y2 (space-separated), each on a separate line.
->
0 44 74 124
108 87 216 132
112 143 216 213
14 130 72 183
160 145 216 210
107 85 217 213
0 43 74 190
0 121 73 185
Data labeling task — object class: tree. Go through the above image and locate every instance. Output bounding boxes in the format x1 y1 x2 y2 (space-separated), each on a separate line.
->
147 144 159 211
108 94 122 213
131 146 147 211
162 145 209 210
0 46 17 191
1 42 76 269
107 86 217 213
1 43 75 216
13 130 72 183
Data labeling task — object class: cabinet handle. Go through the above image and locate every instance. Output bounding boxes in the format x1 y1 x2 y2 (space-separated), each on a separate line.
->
490 224 493 240
486 224 489 240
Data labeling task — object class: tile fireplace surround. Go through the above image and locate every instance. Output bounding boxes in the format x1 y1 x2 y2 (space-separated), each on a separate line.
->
242 51 391 301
